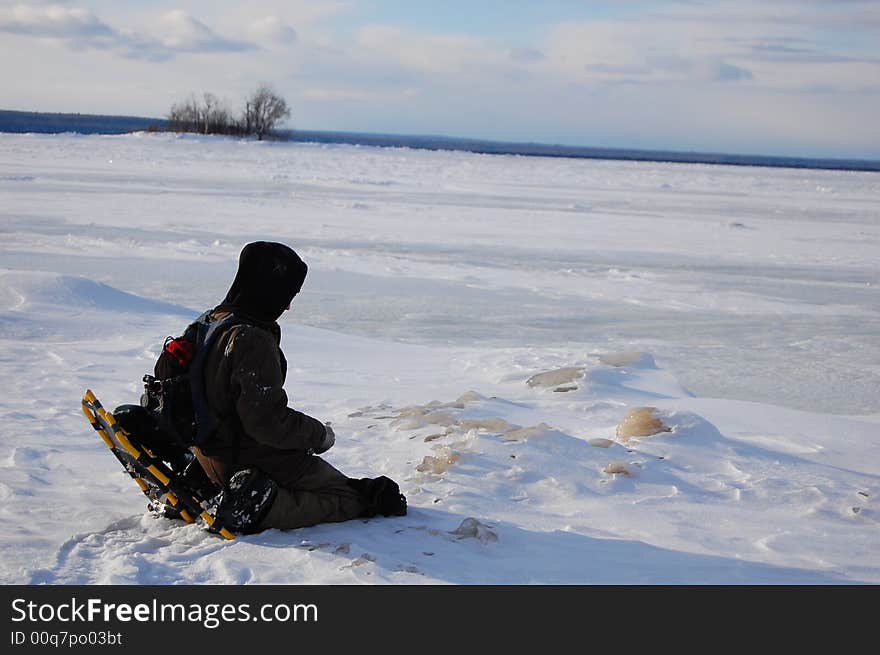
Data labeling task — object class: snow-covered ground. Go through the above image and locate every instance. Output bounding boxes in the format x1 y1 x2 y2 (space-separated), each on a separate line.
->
0 132 877 584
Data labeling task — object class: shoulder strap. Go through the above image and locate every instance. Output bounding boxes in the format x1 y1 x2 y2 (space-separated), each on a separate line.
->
190 312 247 446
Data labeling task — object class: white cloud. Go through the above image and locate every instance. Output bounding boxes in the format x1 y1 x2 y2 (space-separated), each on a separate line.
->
0 4 257 61
301 85 417 101
223 0 349 30
662 0 880 32
155 10 254 53
0 3 113 39
247 16 298 45
0 1 877 157
540 19 758 86
355 24 507 76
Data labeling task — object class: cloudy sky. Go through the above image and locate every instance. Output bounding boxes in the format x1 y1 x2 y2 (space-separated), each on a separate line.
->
1 1 878 158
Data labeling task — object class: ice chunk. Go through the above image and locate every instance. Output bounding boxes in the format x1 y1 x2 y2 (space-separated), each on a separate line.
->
426 399 465 409
603 461 632 476
392 408 458 430
450 518 498 543
349 553 376 567
499 422 557 441
597 351 656 368
456 391 484 403
598 351 643 367
526 367 584 388
395 405 428 417
616 407 672 440
459 417 520 433
416 447 460 474
424 427 454 442
589 438 614 448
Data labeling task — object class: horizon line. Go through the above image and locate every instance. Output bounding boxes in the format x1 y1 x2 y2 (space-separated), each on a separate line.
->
1 107 878 171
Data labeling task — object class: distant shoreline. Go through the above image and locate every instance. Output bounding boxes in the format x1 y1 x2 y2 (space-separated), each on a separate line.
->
2 108 878 173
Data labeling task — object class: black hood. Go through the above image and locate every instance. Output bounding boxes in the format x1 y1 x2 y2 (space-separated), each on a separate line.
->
215 242 307 324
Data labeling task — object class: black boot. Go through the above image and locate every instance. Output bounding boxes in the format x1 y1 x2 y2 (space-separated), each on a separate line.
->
213 469 278 535
349 476 407 517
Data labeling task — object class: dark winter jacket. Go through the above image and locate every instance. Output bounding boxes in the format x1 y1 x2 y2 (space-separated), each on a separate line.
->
196 242 327 487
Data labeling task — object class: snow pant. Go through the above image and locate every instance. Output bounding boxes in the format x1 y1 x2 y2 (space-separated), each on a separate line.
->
256 456 369 531
193 446 372 531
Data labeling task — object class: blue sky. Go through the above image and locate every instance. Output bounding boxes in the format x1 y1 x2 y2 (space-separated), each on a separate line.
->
1 1 878 158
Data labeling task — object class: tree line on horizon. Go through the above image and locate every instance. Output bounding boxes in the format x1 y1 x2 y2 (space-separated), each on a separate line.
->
166 83 291 140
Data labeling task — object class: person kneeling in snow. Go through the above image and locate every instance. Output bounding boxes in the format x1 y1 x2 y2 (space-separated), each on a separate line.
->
189 241 406 533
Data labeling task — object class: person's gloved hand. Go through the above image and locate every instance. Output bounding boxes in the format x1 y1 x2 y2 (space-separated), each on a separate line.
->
314 423 335 454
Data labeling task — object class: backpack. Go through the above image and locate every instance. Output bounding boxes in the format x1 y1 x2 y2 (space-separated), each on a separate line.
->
141 311 245 448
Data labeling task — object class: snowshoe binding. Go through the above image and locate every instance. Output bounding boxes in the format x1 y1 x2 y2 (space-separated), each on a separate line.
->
81 389 236 539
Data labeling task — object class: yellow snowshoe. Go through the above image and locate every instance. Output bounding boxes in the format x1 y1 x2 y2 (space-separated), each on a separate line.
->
81 389 235 540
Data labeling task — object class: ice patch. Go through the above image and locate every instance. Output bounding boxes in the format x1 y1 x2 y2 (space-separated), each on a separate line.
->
526 366 585 388
392 408 458 430
416 447 461 474
450 518 497 543
597 351 656 368
456 390 485 403
603 461 632 476
460 417 520 433
499 423 562 442
616 407 672 440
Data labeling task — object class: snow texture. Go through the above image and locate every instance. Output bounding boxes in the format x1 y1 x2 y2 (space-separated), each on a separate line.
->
0 132 878 584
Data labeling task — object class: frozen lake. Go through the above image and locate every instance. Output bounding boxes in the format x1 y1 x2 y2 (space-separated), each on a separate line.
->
0 133 877 584
2 133 878 415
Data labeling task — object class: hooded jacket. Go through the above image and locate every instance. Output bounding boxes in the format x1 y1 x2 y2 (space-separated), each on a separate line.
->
198 242 327 487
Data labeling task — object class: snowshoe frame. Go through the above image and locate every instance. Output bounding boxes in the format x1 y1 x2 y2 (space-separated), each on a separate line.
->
81 389 235 540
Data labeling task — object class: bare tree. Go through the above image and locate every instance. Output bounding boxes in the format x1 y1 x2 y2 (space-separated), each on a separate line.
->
167 84 291 139
167 92 240 135
167 94 201 133
200 93 238 135
244 83 291 140
201 92 217 134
